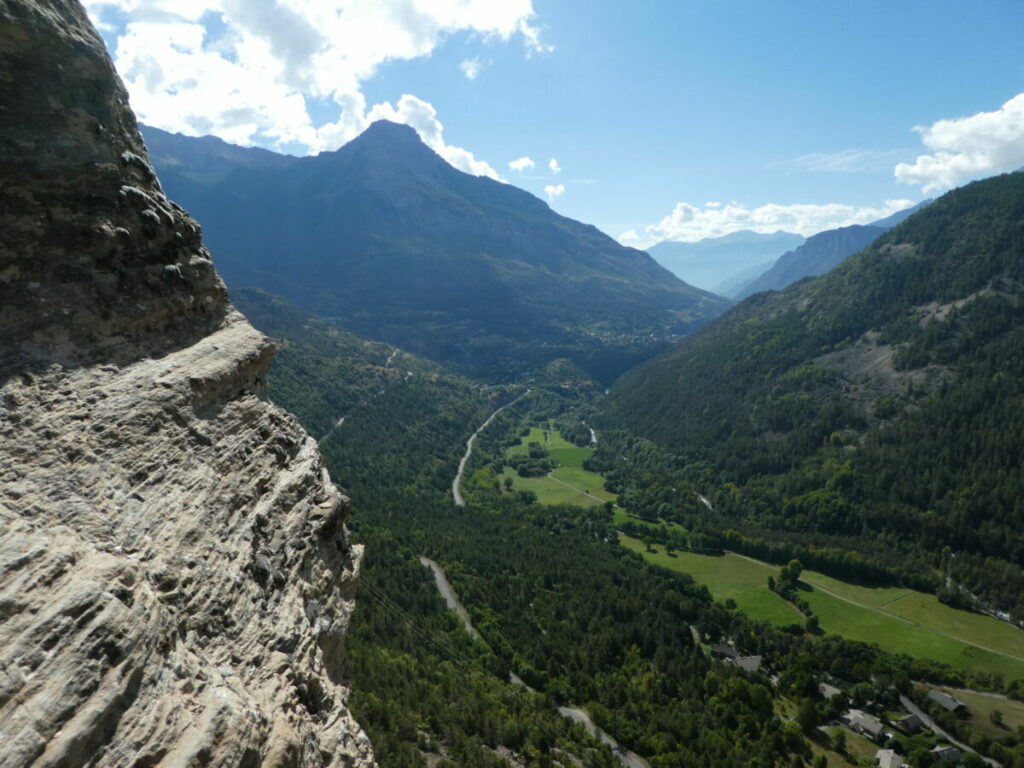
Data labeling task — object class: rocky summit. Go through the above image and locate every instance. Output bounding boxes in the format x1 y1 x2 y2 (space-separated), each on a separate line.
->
0 2 373 766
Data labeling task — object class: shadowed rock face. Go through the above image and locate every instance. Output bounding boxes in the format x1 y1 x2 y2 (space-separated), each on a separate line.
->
0 2 374 766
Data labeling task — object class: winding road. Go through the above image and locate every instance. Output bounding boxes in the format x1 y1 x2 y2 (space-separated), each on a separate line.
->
419 556 650 768
419 556 481 641
556 707 650 768
452 389 531 506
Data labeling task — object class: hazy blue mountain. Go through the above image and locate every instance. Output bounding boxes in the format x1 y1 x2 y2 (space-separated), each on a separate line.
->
710 258 779 297
737 201 932 299
647 230 805 295
143 121 729 383
737 224 888 299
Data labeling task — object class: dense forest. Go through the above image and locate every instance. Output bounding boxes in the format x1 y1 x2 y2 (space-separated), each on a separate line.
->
603 172 1024 617
346 524 620 768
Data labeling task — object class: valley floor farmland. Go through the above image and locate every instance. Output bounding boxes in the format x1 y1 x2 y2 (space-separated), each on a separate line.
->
620 535 1024 679
499 425 617 507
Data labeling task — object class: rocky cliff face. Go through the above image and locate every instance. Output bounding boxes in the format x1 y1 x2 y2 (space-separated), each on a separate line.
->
0 2 374 766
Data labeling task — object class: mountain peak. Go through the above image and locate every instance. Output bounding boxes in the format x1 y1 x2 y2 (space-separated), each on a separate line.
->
355 119 424 146
323 119 444 176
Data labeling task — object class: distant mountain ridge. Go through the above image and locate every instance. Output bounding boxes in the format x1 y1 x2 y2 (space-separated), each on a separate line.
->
648 229 805 296
736 224 888 298
143 122 729 383
737 200 931 299
143 125 298 179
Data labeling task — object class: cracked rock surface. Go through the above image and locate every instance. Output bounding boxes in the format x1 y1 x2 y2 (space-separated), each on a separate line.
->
0 2 374 766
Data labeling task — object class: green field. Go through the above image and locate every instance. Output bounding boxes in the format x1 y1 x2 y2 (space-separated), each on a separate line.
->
501 425 615 507
921 686 1024 738
621 535 1024 679
499 470 604 507
799 570 1024 664
619 535 802 625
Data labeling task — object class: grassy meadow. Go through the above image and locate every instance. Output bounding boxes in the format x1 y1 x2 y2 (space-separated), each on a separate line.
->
620 534 1024 679
500 425 616 507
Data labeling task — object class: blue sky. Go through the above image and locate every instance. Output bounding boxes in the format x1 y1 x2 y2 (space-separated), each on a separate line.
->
86 0 1024 245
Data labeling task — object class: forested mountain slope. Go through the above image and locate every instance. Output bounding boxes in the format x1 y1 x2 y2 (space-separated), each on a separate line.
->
233 287 499 501
145 123 728 383
605 172 1024 616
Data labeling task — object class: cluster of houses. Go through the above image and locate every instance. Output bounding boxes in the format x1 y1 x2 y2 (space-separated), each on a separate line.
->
707 641 977 766
838 691 970 766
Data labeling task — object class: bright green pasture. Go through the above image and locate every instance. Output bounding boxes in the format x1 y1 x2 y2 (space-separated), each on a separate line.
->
502 424 616 507
551 466 616 501
506 427 549 456
798 571 1024 670
620 535 801 625
499 469 603 507
621 535 1024 679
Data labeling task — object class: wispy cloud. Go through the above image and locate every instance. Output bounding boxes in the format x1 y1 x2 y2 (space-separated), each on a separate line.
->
771 148 910 174
548 157 562 174
460 57 482 80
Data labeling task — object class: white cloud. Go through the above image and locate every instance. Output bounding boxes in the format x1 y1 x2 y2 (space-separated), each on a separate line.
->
895 93 1024 193
644 199 916 245
618 230 640 244
81 0 549 174
509 156 535 172
544 184 565 200
548 157 561 174
460 57 482 80
516 17 554 55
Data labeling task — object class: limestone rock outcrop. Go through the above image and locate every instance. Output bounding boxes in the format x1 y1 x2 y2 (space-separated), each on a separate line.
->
0 2 374 766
